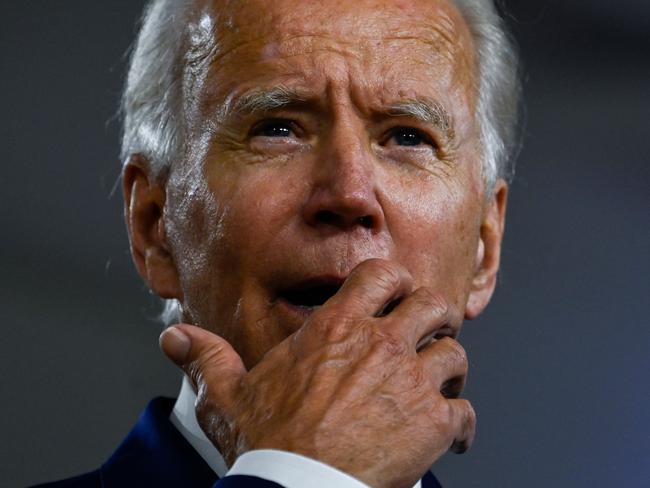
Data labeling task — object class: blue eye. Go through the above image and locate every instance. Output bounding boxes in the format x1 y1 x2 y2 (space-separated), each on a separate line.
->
254 120 294 138
391 127 427 146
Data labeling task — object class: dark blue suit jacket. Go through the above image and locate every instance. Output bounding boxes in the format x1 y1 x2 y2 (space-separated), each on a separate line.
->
31 398 442 488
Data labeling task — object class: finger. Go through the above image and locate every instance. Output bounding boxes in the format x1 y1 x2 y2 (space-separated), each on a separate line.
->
159 324 246 416
418 337 468 396
447 398 476 454
382 288 460 349
324 259 413 318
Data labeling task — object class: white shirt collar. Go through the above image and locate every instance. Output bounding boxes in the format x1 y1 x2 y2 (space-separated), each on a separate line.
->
170 376 422 488
170 376 229 477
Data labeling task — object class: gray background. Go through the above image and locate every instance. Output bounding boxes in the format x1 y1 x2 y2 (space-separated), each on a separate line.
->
1 1 648 487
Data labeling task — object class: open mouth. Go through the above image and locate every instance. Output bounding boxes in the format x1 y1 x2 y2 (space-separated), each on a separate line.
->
278 279 344 310
275 277 458 344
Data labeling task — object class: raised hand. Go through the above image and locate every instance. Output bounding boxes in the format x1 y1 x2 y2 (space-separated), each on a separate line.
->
160 259 475 488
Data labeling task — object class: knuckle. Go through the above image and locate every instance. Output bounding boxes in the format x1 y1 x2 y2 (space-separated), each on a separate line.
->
440 337 468 368
185 343 227 387
197 345 226 372
185 360 205 389
453 399 476 453
312 313 355 343
414 287 448 312
432 397 453 427
465 401 477 430
403 363 427 389
454 399 475 429
370 329 409 359
365 259 403 291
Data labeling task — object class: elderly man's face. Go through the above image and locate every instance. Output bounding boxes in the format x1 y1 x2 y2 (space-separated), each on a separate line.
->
132 0 506 368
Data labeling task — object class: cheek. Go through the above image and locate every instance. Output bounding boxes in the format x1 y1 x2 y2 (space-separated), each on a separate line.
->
182 162 314 310
387 164 482 297
210 165 305 253
168 153 307 283
166 166 224 278
163 173 231 322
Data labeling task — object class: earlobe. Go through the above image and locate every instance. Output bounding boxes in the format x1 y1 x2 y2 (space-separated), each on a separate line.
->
465 180 508 320
123 156 183 300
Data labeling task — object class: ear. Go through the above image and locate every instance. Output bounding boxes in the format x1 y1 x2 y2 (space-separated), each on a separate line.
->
465 179 508 319
123 155 183 300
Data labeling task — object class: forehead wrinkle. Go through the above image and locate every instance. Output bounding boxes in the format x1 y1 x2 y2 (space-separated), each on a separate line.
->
186 0 472 92
191 33 355 108
192 0 470 67
198 36 360 119
186 0 477 131
231 34 362 66
379 13 460 49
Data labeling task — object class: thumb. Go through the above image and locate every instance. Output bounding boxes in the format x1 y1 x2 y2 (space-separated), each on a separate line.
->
160 324 246 414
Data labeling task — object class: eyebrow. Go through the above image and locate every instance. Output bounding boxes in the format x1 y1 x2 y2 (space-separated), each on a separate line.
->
224 87 454 140
230 86 308 115
386 99 454 140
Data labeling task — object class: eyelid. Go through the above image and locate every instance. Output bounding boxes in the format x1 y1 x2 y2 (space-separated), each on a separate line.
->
381 125 439 148
249 118 302 138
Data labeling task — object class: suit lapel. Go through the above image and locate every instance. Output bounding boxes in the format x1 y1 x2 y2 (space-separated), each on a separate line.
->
422 470 443 488
100 397 217 488
98 397 444 488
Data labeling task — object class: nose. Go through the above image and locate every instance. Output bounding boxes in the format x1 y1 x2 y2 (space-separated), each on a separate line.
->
302 121 385 233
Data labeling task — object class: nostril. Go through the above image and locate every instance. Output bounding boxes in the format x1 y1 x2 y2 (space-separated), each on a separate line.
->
314 210 374 229
315 210 339 225
358 215 373 228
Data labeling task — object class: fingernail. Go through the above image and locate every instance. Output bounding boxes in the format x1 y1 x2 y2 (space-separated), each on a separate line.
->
160 326 192 364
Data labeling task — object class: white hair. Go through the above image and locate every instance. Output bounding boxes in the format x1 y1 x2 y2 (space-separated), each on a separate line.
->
120 0 521 325
121 0 189 183
453 0 521 189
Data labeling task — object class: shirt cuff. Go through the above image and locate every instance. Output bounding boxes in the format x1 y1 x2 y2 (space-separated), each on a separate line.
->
225 449 371 488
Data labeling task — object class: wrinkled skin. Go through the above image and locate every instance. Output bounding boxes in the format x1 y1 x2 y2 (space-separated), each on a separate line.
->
124 0 508 486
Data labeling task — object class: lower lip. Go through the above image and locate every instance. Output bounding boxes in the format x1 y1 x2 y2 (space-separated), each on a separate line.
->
275 298 319 322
